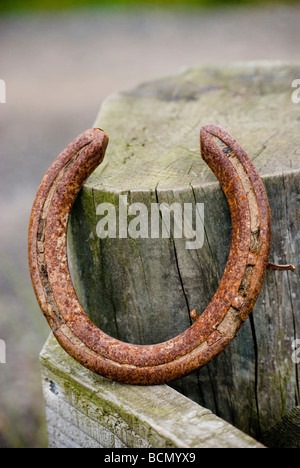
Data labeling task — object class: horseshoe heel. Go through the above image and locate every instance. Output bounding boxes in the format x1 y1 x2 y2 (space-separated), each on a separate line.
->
29 125 273 385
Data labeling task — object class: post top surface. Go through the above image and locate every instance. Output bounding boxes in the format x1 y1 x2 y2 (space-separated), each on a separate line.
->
88 62 300 193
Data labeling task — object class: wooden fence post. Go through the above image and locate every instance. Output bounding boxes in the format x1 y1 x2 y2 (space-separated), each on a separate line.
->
41 63 300 447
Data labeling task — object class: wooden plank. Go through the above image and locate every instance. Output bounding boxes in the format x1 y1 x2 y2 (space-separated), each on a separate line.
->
68 63 300 441
40 334 264 449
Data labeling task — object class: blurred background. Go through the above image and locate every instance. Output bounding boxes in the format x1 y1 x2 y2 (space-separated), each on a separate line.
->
0 0 299 448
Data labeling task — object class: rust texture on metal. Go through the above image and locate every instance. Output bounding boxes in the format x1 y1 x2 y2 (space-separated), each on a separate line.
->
28 124 292 385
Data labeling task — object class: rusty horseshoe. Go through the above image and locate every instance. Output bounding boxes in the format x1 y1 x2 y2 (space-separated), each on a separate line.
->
28 125 294 385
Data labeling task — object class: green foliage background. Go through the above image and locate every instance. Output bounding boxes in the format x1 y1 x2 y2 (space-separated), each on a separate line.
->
0 0 299 14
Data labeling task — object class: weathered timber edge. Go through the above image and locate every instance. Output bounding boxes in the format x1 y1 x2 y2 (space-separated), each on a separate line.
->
40 334 264 449
263 406 300 449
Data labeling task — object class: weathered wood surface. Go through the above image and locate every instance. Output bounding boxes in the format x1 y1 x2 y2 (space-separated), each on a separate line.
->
263 406 300 448
68 63 300 443
40 335 264 448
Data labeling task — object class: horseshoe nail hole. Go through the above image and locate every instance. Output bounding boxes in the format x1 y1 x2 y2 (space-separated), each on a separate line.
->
40 263 48 278
222 147 233 155
250 229 261 253
217 307 242 339
247 252 257 266
239 265 254 297
37 219 46 242
211 135 234 155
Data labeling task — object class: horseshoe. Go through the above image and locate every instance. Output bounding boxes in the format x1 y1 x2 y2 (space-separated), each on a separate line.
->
28 125 293 385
